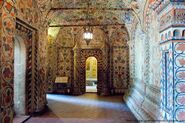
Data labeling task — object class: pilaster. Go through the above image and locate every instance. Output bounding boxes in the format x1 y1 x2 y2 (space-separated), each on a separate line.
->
72 46 82 95
156 1 185 122
0 1 16 123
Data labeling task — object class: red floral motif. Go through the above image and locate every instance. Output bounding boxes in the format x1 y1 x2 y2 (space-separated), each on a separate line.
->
5 2 13 13
179 84 185 92
2 88 13 105
176 44 185 52
0 0 4 8
178 72 185 79
3 67 12 79
5 94 11 104
178 58 185 66
177 111 185 121
177 96 185 105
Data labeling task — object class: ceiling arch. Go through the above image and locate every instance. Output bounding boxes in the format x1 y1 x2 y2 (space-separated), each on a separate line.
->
47 10 126 26
51 0 133 9
46 0 136 26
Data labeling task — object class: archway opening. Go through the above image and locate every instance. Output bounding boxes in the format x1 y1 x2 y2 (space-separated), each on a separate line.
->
86 57 98 93
14 36 26 116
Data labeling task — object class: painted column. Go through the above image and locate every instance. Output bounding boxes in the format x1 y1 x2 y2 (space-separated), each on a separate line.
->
99 27 110 95
36 28 47 113
73 33 82 95
101 47 110 96
0 1 15 123
156 1 185 122
0 2 2 122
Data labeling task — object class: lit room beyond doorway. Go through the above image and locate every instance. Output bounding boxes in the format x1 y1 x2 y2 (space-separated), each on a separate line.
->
86 57 97 93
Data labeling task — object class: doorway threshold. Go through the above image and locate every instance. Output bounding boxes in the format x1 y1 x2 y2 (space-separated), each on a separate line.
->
86 86 97 93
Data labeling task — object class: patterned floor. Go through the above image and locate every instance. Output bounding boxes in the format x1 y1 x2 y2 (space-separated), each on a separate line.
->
26 93 138 123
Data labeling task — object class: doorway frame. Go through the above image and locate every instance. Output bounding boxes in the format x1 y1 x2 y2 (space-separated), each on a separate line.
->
14 35 27 115
79 49 104 94
14 18 38 115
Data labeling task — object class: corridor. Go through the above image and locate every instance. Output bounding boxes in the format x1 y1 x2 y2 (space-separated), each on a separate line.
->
26 94 138 123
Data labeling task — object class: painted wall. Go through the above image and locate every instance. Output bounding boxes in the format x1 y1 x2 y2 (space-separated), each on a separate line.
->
124 1 185 122
47 26 130 95
110 28 130 94
47 27 74 92
159 2 185 122
47 35 58 92
16 0 48 114
2 1 184 123
124 0 161 121
0 0 48 122
57 48 74 84
0 1 15 123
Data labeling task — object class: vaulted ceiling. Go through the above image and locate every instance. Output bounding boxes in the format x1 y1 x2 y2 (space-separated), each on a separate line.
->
36 0 141 38
40 0 137 26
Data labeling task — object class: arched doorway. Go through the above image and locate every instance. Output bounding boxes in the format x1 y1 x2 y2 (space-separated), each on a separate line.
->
14 35 26 116
86 57 98 92
77 49 105 95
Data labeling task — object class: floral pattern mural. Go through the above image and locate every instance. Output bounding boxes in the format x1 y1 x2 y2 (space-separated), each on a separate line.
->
1 1 185 123
125 0 185 122
47 0 135 26
110 28 129 93
47 25 130 95
0 1 15 123
0 0 48 122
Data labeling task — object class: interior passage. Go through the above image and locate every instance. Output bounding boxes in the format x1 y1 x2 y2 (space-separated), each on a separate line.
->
26 93 138 123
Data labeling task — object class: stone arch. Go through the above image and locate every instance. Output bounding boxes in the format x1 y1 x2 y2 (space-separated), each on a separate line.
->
79 49 105 95
14 35 26 115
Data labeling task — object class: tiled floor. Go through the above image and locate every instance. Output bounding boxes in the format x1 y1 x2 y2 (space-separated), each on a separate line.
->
26 93 138 123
